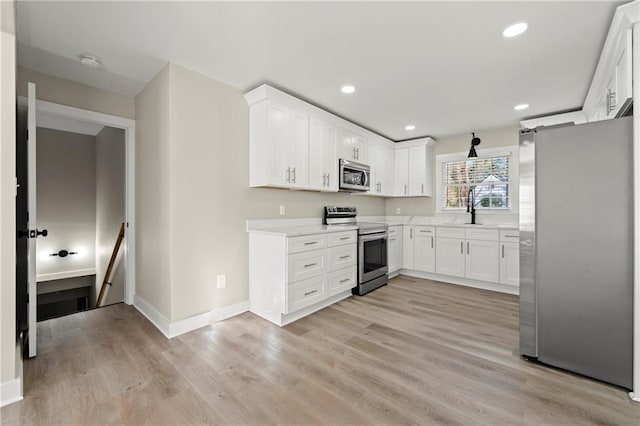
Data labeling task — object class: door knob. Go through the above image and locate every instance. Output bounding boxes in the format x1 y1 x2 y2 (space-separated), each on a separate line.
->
28 229 48 238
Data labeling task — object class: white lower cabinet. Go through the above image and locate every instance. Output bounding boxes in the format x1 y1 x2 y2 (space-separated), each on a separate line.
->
499 230 520 287
249 229 357 326
435 237 465 278
388 226 403 273
413 226 435 272
435 227 501 284
402 226 414 269
465 239 499 282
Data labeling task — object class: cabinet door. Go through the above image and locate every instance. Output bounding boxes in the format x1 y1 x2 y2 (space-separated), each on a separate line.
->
267 102 291 186
378 144 395 196
394 148 409 196
414 226 435 272
352 134 368 163
499 242 519 286
402 226 414 269
309 119 337 191
388 226 403 273
289 110 309 188
408 145 427 196
435 237 465 278
465 240 499 282
336 127 355 160
367 144 379 195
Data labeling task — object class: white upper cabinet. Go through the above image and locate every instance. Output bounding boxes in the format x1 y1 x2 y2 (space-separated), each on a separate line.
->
369 141 395 196
394 138 434 197
249 99 309 189
309 118 338 191
337 127 368 163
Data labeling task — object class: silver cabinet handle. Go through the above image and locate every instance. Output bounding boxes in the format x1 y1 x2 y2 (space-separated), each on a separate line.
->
410 228 413 239
304 241 317 246
467 241 469 254
352 147 356 159
379 182 382 192
339 255 350 259
339 278 350 283
502 244 505 258
421 183 424 194
303 262 317 268
327 173 330 187
504 234 518 238
340 236 350 240
304 289 318 296
356 147 359 160
404 184 407 195
323 173 327 186
286 167 291 183
431 236 434 249
292 167 296 183
460 241 463 254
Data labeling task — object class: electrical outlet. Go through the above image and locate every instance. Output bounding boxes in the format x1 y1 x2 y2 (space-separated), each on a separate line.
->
279 205 286 215
396 208 401 214
216 274 226 289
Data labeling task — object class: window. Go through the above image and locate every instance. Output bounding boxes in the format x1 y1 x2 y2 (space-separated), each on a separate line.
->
442 155 510 210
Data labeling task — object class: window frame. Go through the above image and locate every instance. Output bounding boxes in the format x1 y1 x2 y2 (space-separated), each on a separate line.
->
435 146 519 215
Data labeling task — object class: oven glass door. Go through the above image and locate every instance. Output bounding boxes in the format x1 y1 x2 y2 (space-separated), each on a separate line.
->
360 234 388 282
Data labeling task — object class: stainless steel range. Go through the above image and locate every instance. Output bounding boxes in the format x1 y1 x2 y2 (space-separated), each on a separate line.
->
323 206 388 295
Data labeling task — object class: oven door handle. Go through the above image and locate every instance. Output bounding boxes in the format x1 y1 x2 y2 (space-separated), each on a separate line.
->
359 233 388 243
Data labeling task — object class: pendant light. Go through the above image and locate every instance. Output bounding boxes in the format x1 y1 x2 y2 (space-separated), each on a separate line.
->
468 132 481 158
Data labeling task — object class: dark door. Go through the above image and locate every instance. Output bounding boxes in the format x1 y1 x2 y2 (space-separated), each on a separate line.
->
16 106 28 354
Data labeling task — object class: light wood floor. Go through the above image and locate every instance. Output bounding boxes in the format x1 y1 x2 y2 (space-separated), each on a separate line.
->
2 276 639 425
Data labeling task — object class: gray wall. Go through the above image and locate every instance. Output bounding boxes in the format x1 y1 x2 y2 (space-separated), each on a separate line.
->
95 126 125 305
36 128 96 276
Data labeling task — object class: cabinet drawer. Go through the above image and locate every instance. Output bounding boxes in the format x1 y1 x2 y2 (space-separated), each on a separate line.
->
286 276 327 314
436 227 465 239
499 230 520 242
287 250 326 283
288 234 327 254
414 226 435 236
327 231 357 247
328 267 356 296
465 228 499 241
327 244 357 272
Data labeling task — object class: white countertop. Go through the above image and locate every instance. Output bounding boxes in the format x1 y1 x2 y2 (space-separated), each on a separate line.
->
248 224 359 237
247 216 518 236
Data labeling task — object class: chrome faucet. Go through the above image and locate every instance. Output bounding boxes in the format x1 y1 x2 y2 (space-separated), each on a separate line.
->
466 187 477 225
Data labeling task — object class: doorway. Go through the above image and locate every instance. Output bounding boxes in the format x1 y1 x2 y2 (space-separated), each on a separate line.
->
16 83 136 358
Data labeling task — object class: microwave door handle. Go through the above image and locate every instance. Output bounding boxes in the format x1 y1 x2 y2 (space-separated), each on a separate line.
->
362 170 369 188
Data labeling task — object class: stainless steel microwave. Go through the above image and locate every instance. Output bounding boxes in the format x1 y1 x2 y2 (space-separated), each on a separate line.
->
339 159 370 192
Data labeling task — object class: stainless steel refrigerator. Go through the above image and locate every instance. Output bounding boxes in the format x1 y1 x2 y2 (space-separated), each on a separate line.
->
519 116 633 390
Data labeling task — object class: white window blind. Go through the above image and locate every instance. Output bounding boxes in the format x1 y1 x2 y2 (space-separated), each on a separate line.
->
443 156 510 209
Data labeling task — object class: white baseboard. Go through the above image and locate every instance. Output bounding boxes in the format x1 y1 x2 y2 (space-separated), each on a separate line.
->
630 392 640 402
133 294 172 338
134 295 249 339
398 269 519 296
1 378 22 407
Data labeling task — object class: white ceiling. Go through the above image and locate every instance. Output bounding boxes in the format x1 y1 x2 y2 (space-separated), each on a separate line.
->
15 1 621 140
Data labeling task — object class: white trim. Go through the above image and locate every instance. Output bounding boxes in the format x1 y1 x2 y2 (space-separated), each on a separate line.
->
630 392 640 402
36 268 96 282
434 145 519 216
134 295 250 339
399 270 519 296
18 96 136 306
0 378 23 407
133 294 171 338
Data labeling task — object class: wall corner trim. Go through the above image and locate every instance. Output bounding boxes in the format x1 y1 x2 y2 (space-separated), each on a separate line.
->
133 295 249 339
1 378 23 407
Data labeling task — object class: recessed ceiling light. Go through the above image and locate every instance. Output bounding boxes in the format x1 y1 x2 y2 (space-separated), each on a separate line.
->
79 53 102 68
405 125 416 131
503 22 528 38
514 103 530 111
341 85 355 94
